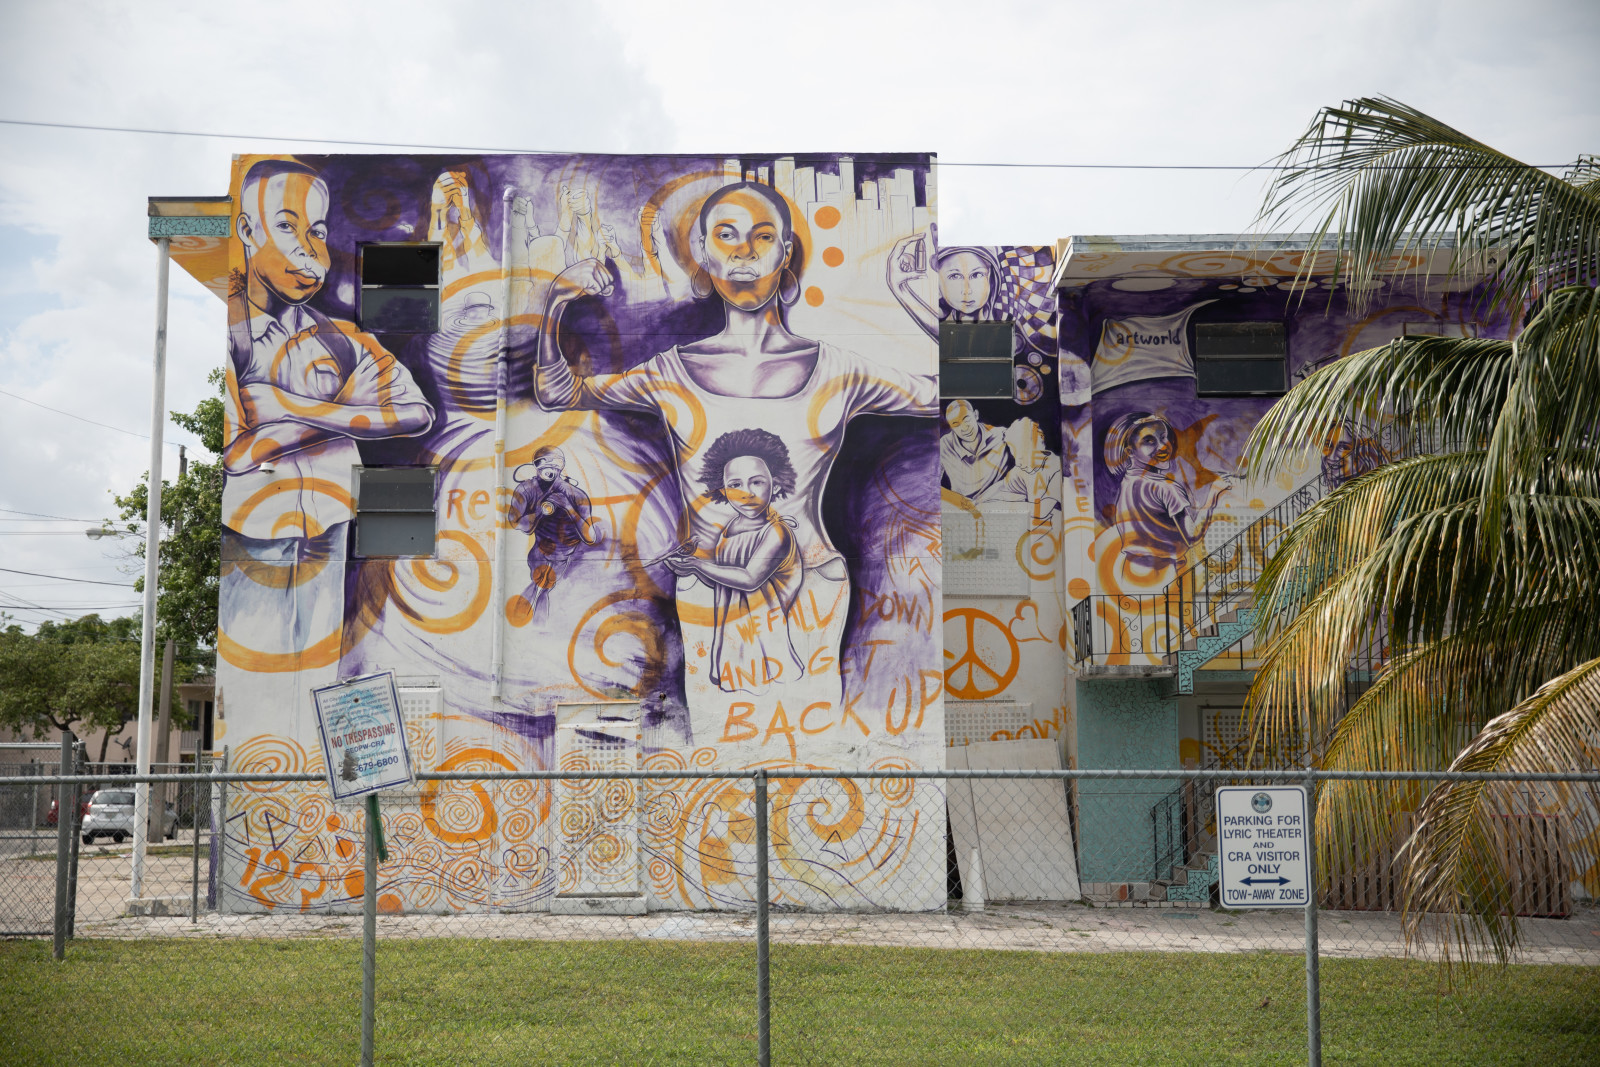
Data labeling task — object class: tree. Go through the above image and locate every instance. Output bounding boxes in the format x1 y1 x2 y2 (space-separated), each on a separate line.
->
0 614 154 762
111 367 225 669
1242 98 1599 964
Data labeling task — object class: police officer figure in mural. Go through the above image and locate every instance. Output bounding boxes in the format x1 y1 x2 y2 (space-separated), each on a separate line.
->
507 446 601 624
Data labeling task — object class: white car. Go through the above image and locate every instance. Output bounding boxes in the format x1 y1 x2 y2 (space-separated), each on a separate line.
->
80 788 177 844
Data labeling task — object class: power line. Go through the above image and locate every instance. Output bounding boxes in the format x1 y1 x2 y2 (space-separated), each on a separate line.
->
0 507 97 521
0 386 188 449
0 116 1569 171
0 566 136 587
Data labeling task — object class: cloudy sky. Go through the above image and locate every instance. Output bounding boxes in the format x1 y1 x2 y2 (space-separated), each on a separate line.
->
0 0 1595 631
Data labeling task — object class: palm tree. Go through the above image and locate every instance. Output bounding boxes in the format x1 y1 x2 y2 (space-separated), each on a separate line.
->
1240 97 1600 965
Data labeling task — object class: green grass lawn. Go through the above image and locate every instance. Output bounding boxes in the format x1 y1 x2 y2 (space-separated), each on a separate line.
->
1 938 1594 1065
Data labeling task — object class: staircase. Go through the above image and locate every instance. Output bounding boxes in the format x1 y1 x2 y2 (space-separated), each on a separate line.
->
1069 474 1327 676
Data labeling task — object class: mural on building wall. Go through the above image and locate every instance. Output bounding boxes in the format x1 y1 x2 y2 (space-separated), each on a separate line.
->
215 153 948 913
1056 251 1510 668
928 246 1074 750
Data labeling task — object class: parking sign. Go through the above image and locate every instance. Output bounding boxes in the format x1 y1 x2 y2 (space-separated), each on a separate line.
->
1215 786 1311 908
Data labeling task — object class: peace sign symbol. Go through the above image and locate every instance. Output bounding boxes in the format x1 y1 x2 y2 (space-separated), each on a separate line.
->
943 608 1021 701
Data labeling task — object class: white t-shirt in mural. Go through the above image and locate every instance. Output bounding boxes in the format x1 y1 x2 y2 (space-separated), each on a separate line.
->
536 343 939 567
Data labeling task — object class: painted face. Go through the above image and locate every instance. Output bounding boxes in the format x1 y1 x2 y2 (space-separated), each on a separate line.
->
1133 424 1173 467
535 455 565 482
947 403 979 446
721 455 774 518
702 193 791 311
242 173 331 306
938 251 992 315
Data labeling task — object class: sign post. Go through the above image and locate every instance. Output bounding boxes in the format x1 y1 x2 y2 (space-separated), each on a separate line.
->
1216 783 1320 1066
312 671 410 1067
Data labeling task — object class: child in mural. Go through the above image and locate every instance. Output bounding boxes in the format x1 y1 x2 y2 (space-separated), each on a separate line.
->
1104 411 1232 571
886 235 1004 338
219 159 435 664
940 399 1012 501
507 446 602 625
533 180 939 721
663 429 804 694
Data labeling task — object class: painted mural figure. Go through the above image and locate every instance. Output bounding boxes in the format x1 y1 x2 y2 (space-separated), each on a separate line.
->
887 234 1003 338
1320 420 1387 489
534 180 939 716
940 399 1012 501
508 446 601 625
220 160 435 659
1105 411 1230 570
996 417 1063 524
664 429 804 694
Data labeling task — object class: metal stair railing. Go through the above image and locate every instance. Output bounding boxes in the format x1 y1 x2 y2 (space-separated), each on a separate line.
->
1069 474 1328 667
1162 474 1327 655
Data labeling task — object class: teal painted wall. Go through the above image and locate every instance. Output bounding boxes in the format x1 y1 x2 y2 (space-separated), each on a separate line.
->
1076 678 1179 882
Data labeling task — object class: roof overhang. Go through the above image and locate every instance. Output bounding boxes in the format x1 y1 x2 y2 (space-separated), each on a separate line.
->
148 196 233 301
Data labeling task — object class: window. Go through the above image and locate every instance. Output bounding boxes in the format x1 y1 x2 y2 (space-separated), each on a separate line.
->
356 467 437 557
939 321 1014 398
360 244 440 332
1194 322 1287 397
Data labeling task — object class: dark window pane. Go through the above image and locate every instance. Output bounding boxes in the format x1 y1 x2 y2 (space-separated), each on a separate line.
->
941 359 1013 398
1196 357 1287 395
1195 322 1285 357
359 468 435 511
940 321 1014 360
361 245 439 286
361 287 439 333
357 513 436 557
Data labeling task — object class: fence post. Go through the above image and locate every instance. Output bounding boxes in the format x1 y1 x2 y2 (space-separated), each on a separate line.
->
66 746 82 939
190 765 202 922
1304 769 1322 1067
52 729 73 961
754 770 771 1067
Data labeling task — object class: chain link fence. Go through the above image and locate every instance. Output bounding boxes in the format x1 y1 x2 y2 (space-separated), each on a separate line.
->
2 762 1597 1065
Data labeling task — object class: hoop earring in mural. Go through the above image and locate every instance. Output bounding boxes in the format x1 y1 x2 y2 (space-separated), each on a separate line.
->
779 267 800 306
691 266 714 300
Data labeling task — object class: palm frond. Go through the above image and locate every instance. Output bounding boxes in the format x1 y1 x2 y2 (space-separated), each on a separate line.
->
1398 657 1600 968
1250 490 1600 755
1480 285 1600 560
1257 97 1600 313
1242 335 1513 486
1252 451 1487 630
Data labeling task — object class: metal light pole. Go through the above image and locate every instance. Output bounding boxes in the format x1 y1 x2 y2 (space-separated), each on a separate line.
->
130 237 171 902
154 445 187 774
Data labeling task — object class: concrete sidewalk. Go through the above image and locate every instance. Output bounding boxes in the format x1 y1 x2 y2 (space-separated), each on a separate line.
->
63 900 1600 966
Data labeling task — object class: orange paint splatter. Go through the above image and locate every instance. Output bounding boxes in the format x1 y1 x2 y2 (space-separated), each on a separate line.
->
505 595 533 627
344 869 364 899
1068 578 1091 600
531 563 558 589
335 838 355 859
822 246 844 267
350 415 371 430
325 815 342 832
804 287 825 307
378 893 403 914
814 205 841 229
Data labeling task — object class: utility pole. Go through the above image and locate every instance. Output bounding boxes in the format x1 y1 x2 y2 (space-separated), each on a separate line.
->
151 445 186 843
130 237 170 903
154 445 186 766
